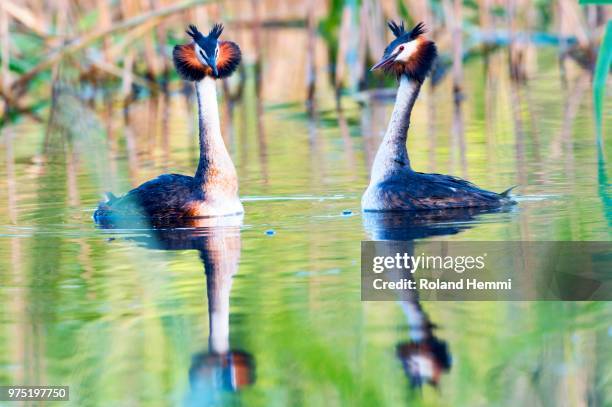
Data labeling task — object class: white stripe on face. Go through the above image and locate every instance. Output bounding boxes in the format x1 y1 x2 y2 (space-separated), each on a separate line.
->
393 40 418 62
195 44 208 66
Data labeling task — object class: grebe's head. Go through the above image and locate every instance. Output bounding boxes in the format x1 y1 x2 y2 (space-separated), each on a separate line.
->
371 21 437 83
173 23 241 81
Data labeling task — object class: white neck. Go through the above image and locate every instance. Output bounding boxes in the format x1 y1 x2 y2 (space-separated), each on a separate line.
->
205 255 235 355
209 300 231 354
194 77 237 195
369 76 421 184
400 301 428 342
202 231 241 355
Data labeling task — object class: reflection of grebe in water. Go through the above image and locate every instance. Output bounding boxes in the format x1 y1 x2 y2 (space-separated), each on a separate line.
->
396 300 451 388
187 226 254 396
362 21 516 211
98 218 254 398
94 24 243 222
363 208 512 388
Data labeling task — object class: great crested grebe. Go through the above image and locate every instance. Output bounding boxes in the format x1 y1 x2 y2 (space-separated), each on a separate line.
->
94 24 243 222
362 21 516 212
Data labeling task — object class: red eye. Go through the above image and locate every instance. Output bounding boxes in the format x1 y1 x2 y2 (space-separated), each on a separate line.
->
399 46 404 51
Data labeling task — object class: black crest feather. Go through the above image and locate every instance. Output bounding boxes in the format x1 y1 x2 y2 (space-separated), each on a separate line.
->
209 23 224 39
186 24 204 41
387 20 405 38
410 22 427 39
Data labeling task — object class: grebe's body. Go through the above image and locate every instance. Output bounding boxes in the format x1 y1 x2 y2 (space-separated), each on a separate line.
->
95 24 243 222
362 22 515 212
362 169 515 211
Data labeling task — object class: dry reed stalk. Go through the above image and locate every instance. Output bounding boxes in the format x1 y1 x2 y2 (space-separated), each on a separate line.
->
357 5 368 89
335 4 352 91
361 0 385 68
452 0 463 98
407 0 429 25
2 0 49 37
105 20 159 62
507 0 535 81
92 56 154 89
478 0 492 33
120 0 139 103
140 0 163 79
153 0 172 83
524 0 538 75
305 0 317 111
558 0 589 47
380 0 397 23
1 3 9 93
97 0 113 61
51 0 70 85
446 0 466 176
251 0 263 96
9 0 212 98
250 0 268 184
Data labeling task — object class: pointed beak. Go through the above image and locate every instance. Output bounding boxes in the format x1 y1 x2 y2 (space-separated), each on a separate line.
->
208 59 219 77
204 55 219 77
370 51 399 71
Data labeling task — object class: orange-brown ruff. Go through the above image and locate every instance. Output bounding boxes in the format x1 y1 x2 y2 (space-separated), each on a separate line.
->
173 41 241 81
362 21 516 212
94 24 243 223
373 21 437 83
384 36 437 82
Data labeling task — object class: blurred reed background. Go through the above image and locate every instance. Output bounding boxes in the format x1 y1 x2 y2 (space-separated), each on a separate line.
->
0 0 609 122
0 0 609 202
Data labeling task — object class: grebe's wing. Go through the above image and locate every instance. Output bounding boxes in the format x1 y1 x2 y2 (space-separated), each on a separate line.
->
104 174 196 218
377 172 511 210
